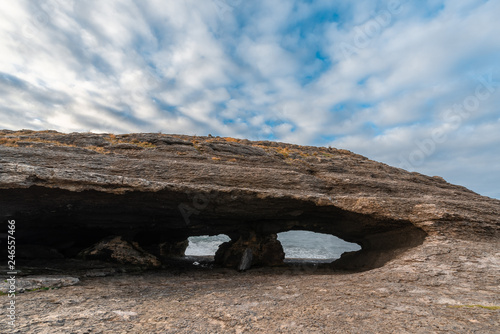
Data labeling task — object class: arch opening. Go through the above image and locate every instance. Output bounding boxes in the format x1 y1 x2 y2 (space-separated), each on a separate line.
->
278 230 361 263
185 234 230 257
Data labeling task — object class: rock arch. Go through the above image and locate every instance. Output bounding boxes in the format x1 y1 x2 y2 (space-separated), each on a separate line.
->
1 131 498 271
1 186 426 270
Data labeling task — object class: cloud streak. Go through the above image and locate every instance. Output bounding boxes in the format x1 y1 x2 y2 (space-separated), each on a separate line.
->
0 0 499 198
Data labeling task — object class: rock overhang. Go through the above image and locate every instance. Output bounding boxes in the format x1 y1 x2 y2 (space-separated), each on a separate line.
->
1 130 499 270
0 185 427 270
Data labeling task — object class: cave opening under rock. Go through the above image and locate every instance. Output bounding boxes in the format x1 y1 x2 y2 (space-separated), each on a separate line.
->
1 186 428 272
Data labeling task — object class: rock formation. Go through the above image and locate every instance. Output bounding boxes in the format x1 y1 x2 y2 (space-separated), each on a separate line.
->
215 232 285 268
78 236 161 268
0 130 499 270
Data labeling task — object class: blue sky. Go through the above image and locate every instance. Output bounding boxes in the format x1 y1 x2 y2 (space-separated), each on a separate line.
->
0 0 499 199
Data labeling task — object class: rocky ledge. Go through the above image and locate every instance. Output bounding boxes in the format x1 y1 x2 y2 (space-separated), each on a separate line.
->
0 129 499 272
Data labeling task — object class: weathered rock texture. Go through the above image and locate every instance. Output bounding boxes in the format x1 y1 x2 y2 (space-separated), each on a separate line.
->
0 130 499 270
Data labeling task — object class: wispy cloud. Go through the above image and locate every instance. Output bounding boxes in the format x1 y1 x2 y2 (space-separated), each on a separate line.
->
0 0 499 198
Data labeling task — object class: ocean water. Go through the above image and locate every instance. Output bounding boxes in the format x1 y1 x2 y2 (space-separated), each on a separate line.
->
185 231 361 260
185 234 231 256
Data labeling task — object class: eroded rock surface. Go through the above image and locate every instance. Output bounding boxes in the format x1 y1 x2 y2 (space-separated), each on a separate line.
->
0 130 499 270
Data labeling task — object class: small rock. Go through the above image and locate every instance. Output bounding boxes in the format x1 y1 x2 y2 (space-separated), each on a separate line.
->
79 236 161 268
113 310 138 321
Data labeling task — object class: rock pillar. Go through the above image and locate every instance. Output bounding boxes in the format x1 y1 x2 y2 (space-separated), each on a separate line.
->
214 231 285 269
158 239 189 259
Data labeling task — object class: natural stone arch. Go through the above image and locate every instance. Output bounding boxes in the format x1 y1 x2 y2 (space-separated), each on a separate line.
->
1 185 426 271
1 131 498 272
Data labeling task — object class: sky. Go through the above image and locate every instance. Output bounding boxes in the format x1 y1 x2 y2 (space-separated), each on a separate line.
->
0 0 499 199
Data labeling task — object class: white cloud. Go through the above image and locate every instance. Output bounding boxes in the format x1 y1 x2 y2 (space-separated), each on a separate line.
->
0 0 499 198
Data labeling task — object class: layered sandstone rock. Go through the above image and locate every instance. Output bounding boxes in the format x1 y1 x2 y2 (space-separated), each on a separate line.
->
0 130 498 270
